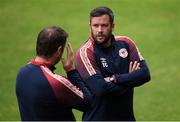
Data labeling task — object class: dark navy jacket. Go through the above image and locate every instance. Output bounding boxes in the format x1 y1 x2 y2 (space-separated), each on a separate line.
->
16 60 92 121
75 35 151 121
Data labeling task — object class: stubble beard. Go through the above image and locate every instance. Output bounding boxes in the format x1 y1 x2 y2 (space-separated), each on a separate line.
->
91 31 112 47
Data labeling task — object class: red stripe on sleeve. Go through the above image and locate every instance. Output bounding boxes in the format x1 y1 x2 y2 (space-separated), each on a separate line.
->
79 41 96 76
40 66 83 106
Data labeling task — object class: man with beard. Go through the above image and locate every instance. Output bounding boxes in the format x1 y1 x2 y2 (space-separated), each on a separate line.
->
75 6 151 121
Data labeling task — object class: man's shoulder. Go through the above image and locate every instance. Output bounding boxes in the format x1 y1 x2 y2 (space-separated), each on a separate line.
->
17 63 40 76
76 40 94 54
16 63 41 82
115 36 134 42
18 63 34 72
114 35 137 46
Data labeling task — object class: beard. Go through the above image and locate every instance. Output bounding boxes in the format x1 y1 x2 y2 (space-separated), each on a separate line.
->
91 30 112 46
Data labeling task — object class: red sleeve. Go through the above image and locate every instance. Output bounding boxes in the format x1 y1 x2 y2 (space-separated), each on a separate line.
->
75 40 101 80
115 36 144 62
40 65 84 106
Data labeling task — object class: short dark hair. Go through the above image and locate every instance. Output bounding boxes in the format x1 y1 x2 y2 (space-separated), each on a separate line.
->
90 6 114 24
36 26 68 58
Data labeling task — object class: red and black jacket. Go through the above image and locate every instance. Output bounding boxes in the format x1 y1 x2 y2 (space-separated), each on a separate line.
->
16 60 92 121
75 35 151 121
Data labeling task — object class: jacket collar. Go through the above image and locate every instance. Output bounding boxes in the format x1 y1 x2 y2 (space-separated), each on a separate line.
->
31 59 56 71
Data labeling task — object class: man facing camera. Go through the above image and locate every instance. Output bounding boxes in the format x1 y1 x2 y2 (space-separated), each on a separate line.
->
75 6 151 121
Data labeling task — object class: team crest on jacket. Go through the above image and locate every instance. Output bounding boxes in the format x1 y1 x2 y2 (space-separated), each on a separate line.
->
119 48 128 58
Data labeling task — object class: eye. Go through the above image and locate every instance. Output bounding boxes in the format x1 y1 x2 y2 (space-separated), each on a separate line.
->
93 24 99 27
102 24 109 27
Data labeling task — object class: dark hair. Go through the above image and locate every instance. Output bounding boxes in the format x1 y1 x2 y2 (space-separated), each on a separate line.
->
36 26 68 58
90 6 114 24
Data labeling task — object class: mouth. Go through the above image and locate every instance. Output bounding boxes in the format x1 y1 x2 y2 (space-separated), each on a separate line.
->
97 35 104 39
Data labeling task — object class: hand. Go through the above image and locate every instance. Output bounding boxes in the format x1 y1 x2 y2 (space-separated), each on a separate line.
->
129 61 140 73
61 42 75 72
104 77 111 82
104 75 117 83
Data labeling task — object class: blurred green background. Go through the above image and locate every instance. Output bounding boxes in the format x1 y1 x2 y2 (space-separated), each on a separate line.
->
0 0 180 120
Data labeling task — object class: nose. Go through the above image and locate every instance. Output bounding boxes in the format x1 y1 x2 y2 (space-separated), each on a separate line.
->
97 26 103 32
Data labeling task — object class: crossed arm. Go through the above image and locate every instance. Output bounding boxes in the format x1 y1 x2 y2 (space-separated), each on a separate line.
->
105 60 150 87
104 61 140 82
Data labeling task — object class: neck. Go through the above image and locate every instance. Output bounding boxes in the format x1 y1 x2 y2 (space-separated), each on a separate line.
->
34 56 54 66
102 38 112 48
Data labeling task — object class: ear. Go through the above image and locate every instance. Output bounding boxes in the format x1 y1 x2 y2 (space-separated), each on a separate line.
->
57 46 62 54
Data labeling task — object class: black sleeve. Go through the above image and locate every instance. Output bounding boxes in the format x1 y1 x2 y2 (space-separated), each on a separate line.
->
85 74 129 97
67 69 92 111
115 60 151 87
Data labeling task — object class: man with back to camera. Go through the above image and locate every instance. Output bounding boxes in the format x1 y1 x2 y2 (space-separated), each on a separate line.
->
16 26 92 121
75 6 151 121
